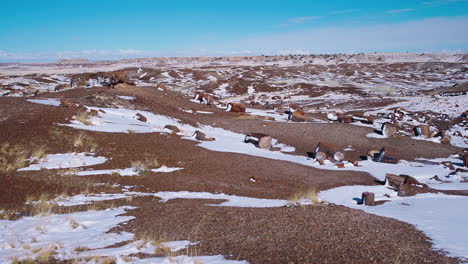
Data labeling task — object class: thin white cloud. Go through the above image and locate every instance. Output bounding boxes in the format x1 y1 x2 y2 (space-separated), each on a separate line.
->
287 16 322 24
387 8 415 13
219 16 468 54
329 9 360 15
422 0 468 5
0 49 146 61
1 17 467 61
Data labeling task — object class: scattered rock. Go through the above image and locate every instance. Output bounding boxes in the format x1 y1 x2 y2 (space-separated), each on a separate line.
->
414 124 431 138
135 113 147 122
335 163 345 168
194 130 215 141
327 113 339 121
357 192 375 206
60 99 77 108
381 122 398 137
226 103 246 113
244 133 272 150
288 104 306 122
54 84 70 91
164 125 181 133
372 147 399 164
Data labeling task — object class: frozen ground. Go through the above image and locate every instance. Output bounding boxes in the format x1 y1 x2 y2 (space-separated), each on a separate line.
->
1 54 467 263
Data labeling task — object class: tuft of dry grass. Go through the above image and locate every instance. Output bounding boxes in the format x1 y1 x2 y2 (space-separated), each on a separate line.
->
288 187 322 206
131 159 159 176
11 257 34 264
0 143 30 172
31 145 48 161
73 132 98 152
74 246 90 253
75 111 92 126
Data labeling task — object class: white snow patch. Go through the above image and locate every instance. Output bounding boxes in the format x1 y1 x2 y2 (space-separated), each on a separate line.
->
18 153 107 171
117 95 135 100
0 207 135 263
320 186 468 259
26 98 61 107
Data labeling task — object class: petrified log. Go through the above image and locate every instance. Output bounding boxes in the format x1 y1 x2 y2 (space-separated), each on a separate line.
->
244 133 272 150
414 124 431 138
226 103 246 113
357 192 375 205
60 99 77 108
193 130 215 141
338 115 353 123
288 104 306 122
315 142 344 162
164 125 181 133
372 147 399 164
381 122 398 137
290 111 306 122
135 113 147 122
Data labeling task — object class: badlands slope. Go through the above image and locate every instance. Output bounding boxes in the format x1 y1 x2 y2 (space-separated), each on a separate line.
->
0 53 467 263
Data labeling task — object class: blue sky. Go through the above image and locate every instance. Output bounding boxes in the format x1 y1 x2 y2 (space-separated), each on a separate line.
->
1 0 468 61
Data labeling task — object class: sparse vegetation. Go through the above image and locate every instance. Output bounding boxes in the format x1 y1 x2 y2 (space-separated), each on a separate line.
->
31 145 48 161
288 187 322 206
73 132 98 152
131 158 160 176
75 111 92 126
0 143 29 172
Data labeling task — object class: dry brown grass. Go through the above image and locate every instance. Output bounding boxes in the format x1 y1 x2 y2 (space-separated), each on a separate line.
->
73 246 90 253
73 132 98 152
131 159 159 176
0 143 29 172
288 187 322 206
31 145 48 161
75 111 92 126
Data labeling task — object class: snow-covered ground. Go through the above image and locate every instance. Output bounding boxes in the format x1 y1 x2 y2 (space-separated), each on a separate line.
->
0 205 248 263
21 94 468 261
320 186 468 259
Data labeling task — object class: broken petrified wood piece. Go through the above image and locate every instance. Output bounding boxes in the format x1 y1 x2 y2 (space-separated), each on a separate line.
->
244 133 272 150
385 174 421 188
381 122 398 137
193 130 215 141
357 192 375 205
314 142 345 162
288 104 306 122
60 99 78 108
135 113 147 122
226 103 246 113
164 125 181 133
414 124 431 138
372 147 399 164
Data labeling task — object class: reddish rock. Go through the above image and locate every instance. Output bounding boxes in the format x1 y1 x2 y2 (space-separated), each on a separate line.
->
290 111 306 122
226 103 246 113
335 163 345 168
381 122 398 137
194 130 215 141
358 192 375 206
315 152 328 161
164 125 181 133
414 124 431 138
135 113 147 122
244 133 272 150
60 99 77 108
